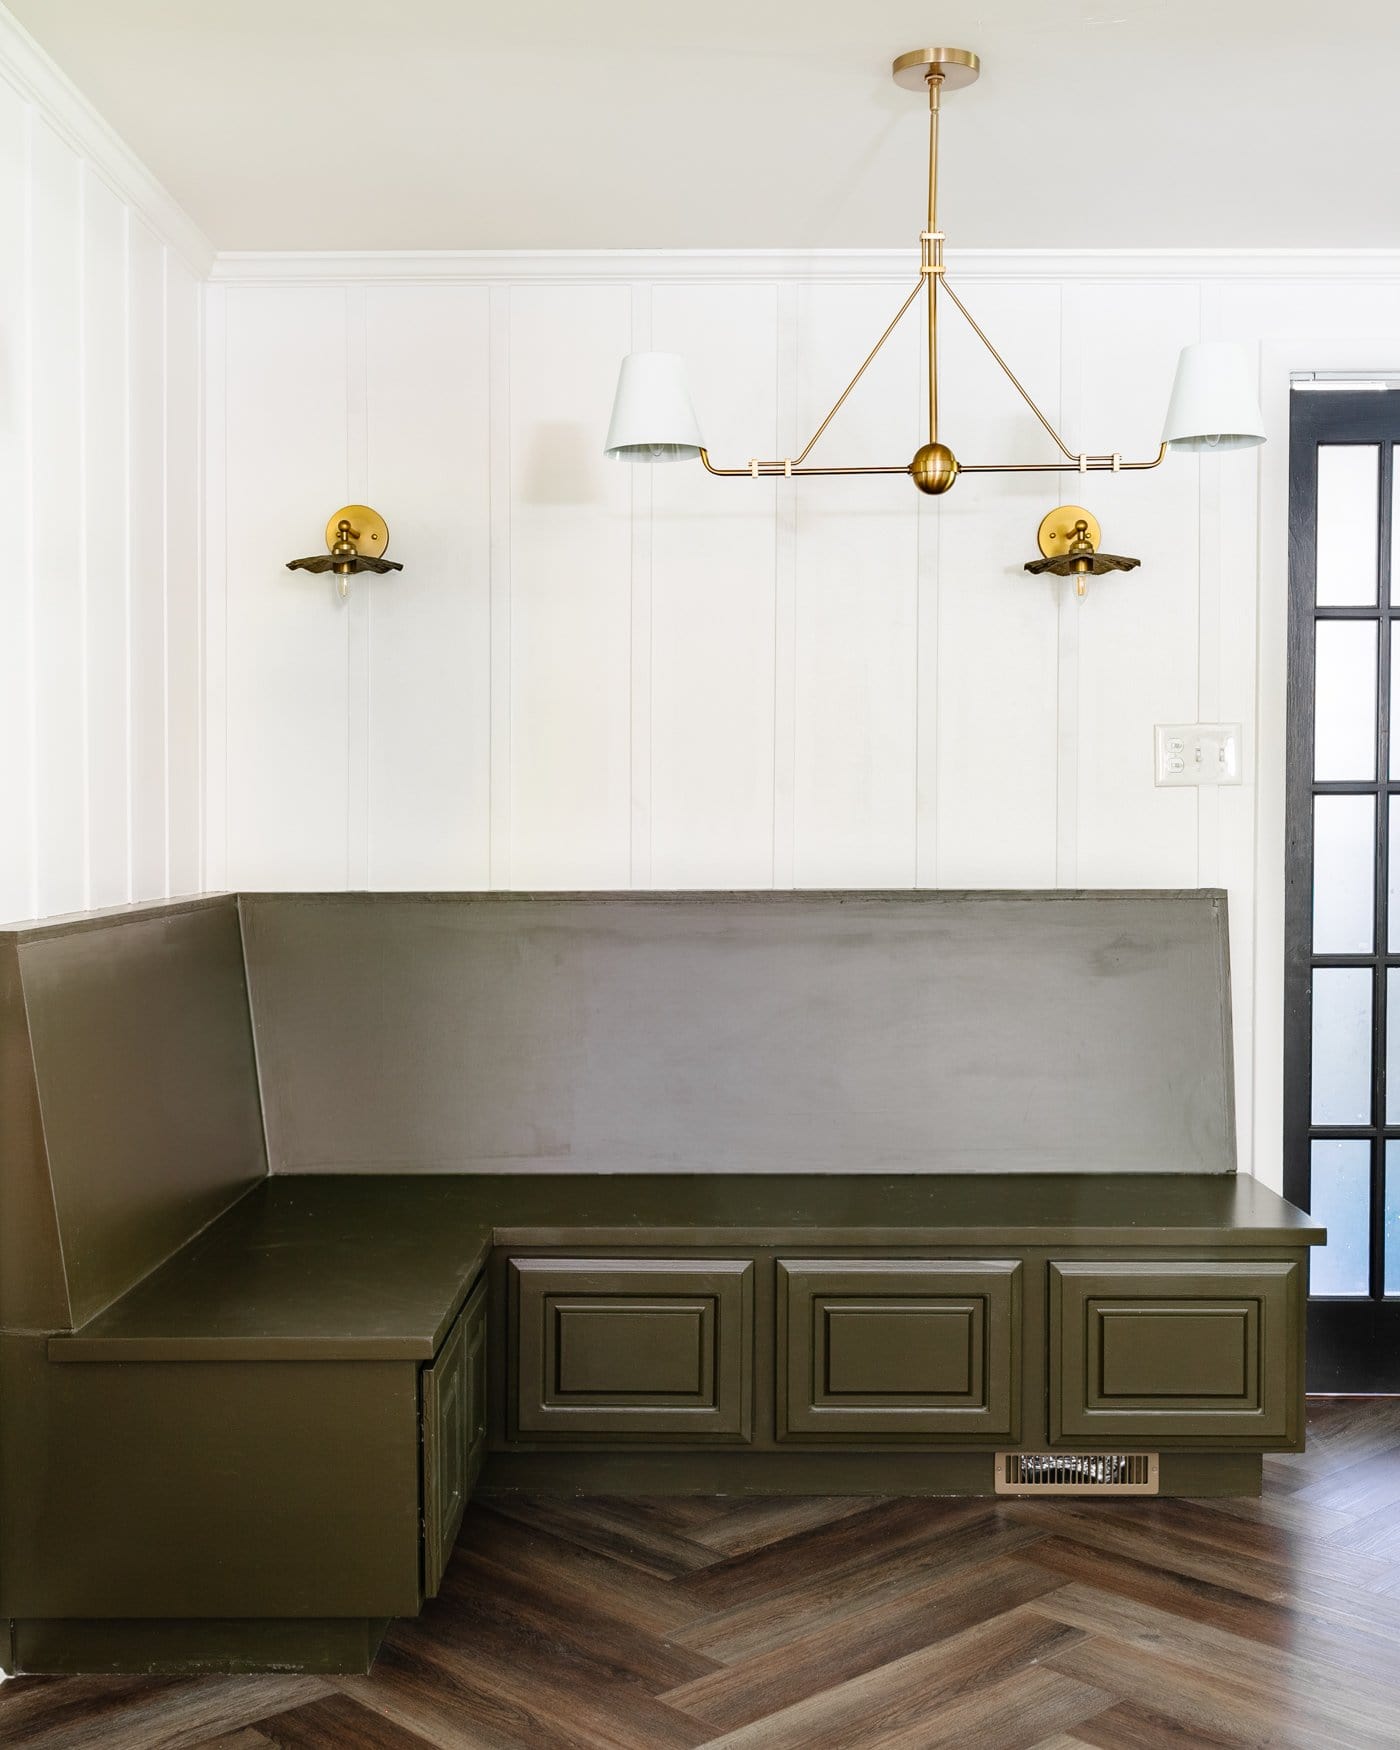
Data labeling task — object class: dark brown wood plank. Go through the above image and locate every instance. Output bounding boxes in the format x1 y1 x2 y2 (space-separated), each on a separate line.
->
1043 1632 1388 1750
665 1554 1064 1731
483 1493 718 1580
866 1664 1108 1750
456 1502 708 1632
673 1609 1086 1750
0 1675 330 1750
251 1692 442 1749
675 1495 990 1609
674 1509 1048 1662
1066 1702 1256 1749
442 1551 721 1693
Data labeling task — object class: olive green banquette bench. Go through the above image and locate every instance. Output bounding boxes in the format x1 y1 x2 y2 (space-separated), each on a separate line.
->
0 890 1322 1676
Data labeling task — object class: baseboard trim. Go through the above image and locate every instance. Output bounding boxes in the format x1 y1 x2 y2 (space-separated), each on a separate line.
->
479 1448 1262 1498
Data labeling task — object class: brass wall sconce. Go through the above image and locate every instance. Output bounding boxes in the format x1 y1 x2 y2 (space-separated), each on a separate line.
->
1023 506 1140 598
286 505 403 600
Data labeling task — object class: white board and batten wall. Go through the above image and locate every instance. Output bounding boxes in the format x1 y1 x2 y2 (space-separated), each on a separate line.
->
0 18 210 930
204 250 1400 1190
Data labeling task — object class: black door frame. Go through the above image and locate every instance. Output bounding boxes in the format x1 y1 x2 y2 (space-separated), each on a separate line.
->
1285 386 1400 1391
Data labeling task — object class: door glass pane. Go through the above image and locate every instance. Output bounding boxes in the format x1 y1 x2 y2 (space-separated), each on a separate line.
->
1311 1140 1371 1296
1391 622 1400 781
1313 795 1374 952
1391 970 1400 1125
1392 796 1400 950
1315 621 1377 780
1316 444 1379 605
1311 967 1372 1124
1387 1142 1400 1297
1394 444 1400 606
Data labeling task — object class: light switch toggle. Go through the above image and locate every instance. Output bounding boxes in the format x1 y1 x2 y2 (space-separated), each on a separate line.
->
1154 723 1242 787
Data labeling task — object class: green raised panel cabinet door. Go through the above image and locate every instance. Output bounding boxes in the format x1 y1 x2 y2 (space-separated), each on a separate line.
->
509 1257 753 1442
1049 1260 1304 1447
777 1259 1021 1442
422 1277 486 1596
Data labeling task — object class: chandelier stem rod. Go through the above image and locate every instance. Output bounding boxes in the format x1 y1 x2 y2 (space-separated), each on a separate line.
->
939 275 1078 463
927 72 942 446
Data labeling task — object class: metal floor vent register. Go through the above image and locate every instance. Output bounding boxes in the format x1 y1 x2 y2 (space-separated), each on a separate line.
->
994 1452 1160 1496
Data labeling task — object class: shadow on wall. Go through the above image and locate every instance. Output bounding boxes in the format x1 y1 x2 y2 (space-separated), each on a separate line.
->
519 420 606 505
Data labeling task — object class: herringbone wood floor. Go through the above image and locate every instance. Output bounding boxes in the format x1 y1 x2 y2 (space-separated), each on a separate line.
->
6 1401 1400 1749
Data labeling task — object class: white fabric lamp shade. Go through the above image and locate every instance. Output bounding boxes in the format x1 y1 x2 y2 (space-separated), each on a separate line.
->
1161 341 1266 452
604 351 703 462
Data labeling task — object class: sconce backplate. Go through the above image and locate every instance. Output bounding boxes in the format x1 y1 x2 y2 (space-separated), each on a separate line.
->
325 505 390 558
1036 505 1102 560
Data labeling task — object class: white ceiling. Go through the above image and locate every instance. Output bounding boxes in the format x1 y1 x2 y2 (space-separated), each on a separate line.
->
10 0 1400 252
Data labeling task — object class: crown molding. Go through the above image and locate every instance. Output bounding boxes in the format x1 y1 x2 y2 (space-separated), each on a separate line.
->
0 2 214 277
208 247 1400 288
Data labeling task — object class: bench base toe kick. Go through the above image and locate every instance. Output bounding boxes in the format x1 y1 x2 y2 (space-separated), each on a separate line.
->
4 1617 392 1678
5 1224 1315 1676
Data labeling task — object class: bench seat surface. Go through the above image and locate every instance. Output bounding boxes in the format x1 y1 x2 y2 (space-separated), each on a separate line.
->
48 1171 1322 1364
48 1177 493 1362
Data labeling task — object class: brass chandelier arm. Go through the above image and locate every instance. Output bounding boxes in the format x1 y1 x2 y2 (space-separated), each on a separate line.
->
793 276 926 467
698 452 912 477
958 445 1169 475
697 276 926 479
938 275 1077 463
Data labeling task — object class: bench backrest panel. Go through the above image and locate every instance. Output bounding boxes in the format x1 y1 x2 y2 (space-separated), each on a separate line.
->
3 898 267 1328
241 891 1236 1177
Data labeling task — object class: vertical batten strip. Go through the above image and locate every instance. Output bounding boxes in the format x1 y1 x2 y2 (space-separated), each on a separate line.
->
159 241 170 894
1055 284 1081 887
628 281 653 888
487 284 512 889
1195 280 1222 890
23 102 36 920
772 281 799 888
76 153 91 907
344 284 370 888
121 202 133 902
194 272 206 893
201 282 228 891
0 88 38 922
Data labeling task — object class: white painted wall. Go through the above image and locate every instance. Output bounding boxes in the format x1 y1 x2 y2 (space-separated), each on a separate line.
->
0 16 210 926
203 251 1400 1188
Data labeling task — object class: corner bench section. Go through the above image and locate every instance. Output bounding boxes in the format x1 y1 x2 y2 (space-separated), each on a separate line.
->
6 1177 492 1674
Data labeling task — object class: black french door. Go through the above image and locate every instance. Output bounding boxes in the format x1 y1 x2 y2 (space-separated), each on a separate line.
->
1286 385 1400 1391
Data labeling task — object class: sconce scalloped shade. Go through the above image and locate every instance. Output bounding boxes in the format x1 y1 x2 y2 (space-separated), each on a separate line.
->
604 351 704 462
1161 342 1266 452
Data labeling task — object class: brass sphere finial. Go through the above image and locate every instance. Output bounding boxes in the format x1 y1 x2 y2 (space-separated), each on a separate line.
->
910 441 960 496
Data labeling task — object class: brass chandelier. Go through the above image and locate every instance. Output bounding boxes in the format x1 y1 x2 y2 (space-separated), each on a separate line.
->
605 47 1265 493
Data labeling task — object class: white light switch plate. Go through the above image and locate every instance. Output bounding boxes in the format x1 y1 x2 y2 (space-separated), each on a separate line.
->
1154 723 1243 787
